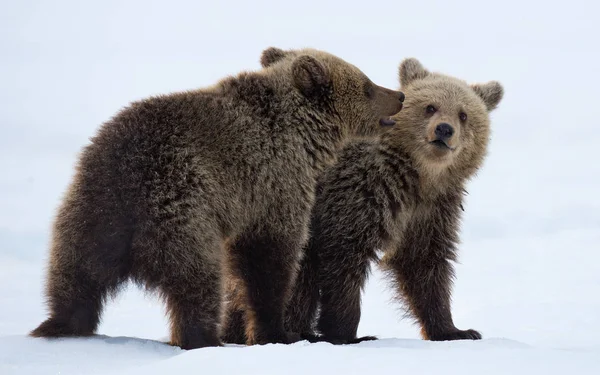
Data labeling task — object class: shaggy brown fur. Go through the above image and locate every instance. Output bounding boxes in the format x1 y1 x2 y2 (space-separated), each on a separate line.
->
278 58 504 344
30 47 404 349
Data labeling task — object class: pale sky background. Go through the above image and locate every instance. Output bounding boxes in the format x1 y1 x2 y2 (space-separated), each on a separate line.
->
0 0 598 260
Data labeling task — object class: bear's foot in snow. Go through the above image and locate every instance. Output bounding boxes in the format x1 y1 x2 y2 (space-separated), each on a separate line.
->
303 334 378 345
426 328 482 341
30 317 95 338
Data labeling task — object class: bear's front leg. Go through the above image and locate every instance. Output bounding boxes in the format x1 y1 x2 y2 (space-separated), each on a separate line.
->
228 224 304 345
383 195 481 341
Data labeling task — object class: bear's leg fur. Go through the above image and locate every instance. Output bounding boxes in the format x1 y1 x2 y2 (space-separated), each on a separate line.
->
283 238 321 339
163 279 223 350
131 221 225 350
385 251 481 340
228 225 303 345
222 235 322 344
30 185 133 338
383 201 481 341
30 262 120 338
221 304 247 344
315 238 375 344
221 277 249 345
222 250 324 345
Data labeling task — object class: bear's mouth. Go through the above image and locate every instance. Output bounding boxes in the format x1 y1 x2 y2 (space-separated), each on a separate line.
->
379 117 396 127
430 139 454 151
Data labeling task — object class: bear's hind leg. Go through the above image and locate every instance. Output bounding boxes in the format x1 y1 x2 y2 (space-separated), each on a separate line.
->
164 277 223 350
31 199 133 338
133 224 225 350
30 265 120 338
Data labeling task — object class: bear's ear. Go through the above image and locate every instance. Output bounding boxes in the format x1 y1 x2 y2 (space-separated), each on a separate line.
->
291 55 331 98
471 81 504 111
260 47 287 68
399 58 429 86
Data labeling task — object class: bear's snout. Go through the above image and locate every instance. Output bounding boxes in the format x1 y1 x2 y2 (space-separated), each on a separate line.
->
434 123 454 141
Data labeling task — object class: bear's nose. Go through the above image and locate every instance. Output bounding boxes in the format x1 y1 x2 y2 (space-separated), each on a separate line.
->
434 123 454 140
399 92 405 102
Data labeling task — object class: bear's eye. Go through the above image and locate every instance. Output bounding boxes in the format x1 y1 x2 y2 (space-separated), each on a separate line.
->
426 105 436 114
459 112 468 122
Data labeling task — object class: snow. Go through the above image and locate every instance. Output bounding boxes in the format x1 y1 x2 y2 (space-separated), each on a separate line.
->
4 334 597 375
1 0 599 374
2 257 600 375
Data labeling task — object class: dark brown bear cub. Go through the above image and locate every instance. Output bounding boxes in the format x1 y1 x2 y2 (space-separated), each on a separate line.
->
282 58 504 344
30 47 404 349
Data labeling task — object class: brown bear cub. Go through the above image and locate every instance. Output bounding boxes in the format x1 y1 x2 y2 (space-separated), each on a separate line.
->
30 47 404 349
281 58 504 344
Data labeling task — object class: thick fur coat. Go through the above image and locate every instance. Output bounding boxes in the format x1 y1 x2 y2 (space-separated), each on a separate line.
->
280 58 503 344
30 47 404 349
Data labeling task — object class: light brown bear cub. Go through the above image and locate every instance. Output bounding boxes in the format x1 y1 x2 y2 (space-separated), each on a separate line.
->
282 58 504 344
30 47 404 349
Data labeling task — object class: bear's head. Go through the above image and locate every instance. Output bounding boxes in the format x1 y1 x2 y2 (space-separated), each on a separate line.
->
260 47 405 137
390 58 503 180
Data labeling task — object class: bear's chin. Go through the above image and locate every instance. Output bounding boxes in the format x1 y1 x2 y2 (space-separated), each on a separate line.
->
427 141 455 159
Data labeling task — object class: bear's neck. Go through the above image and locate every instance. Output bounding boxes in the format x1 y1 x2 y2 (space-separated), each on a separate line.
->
380 131 465 201
295 108 347 175
415 158 465 201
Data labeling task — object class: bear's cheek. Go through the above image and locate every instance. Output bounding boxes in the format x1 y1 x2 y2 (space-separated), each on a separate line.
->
466 128 488 150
